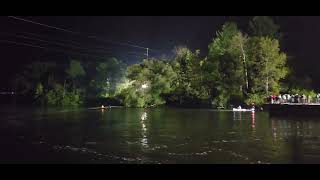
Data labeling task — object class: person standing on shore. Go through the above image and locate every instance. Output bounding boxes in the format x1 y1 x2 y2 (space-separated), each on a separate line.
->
287 94 291 103
282 94 287 103
295 94 299 103
278 94 282 104
302 94 306 104
308 95 312 104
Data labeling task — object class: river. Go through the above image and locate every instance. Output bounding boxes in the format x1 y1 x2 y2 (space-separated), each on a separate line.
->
1 107 320 164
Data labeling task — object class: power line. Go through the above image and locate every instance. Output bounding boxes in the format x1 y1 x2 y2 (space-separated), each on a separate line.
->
7 16 155 51
0 39 149 60
0 39 115 59
24 31 154 53
23 32 87 47
20 31 148 56
8 16 74 33
0 39 45 49
0 32 151 59
7 16 165 60
0 32 113 53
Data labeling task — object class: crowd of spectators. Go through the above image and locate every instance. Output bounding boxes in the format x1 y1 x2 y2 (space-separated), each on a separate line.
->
269 94 320 104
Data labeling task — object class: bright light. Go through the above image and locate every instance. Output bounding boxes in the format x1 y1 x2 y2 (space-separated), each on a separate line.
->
141 83 148 89
141 112 147 121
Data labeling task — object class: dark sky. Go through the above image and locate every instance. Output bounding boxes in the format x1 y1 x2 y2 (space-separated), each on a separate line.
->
0 16 319 89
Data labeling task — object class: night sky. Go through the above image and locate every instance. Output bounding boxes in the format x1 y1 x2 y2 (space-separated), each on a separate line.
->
0 16 320 90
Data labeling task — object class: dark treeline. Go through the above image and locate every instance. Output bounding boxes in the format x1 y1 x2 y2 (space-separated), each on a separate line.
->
12 16 315 108
13 58 126 107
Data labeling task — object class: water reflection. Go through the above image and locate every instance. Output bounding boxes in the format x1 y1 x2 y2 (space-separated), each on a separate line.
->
4 107 320 163
251 112 256 129
140 111 148 148
233 111 242 121
271 118 315 139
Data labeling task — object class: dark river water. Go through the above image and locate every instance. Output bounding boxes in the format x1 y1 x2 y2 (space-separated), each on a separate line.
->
1 107 320 164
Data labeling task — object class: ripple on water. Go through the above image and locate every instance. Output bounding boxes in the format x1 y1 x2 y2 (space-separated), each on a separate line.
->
52 144 161 164
228 132 237 134
211 140 239 144
149 145 168 151
176 143 188 147
31 141 46 145
85 142 98 145
195 152 208 156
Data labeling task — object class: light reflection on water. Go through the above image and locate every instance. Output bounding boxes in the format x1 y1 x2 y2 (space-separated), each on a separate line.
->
140 111 148 149
1 107 320 163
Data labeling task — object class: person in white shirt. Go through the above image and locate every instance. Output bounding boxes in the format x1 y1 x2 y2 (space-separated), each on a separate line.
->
278 94 282 104
282 94 287 103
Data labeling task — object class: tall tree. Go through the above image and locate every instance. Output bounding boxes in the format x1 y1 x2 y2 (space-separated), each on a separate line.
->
207 22 245 107
171 47 208 104
246 37 288 96
95 58 126 98
15 62 57 97
66 60 86 90
121 59 177 107
229 32 249 94
249 16 281 40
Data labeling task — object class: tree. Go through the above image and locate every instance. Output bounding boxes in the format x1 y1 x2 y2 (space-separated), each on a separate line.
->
94 58 126 98
66 60 86 79
66 60 86 90
229 32 249 94
171 47 208 104
207 22 246 107
14 60 87 107
14 61 57 100
249 16 281 40
120 59 177 107
46 83 82 107
34 83 44 104
246 37 288 98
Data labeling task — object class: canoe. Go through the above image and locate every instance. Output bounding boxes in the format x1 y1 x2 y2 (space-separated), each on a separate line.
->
88 107 109 110
232 108 255 112
88 106 124 110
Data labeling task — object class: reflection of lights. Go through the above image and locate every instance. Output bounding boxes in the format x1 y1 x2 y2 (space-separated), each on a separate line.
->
270 119 316 140
141 112 147 121
251 112 255 129
141 137 148 147
141 83 148 89
232 112 242 121
271 121 277 140
140 112 148 148
142 123 147 132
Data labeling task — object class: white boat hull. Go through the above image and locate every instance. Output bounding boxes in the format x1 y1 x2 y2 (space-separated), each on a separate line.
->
232 108 255 112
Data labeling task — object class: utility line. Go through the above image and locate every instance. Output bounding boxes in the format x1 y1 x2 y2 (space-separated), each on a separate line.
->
0 32 151 59
7 16 158 51
0 39 122 59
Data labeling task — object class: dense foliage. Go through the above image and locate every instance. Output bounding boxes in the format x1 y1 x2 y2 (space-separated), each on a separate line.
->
15 16 295 108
